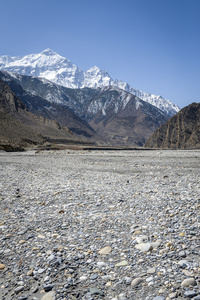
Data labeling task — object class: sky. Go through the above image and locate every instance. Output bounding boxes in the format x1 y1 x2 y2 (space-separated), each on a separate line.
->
0 0 199 109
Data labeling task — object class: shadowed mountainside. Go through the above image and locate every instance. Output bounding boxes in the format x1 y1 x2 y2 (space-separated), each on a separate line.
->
145 102 200 149
0 80 98 151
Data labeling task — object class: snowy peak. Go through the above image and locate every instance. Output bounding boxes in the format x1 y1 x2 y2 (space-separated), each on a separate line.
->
0 49 180 116
84 66 112 88
86 66 101 73
41 48 58 56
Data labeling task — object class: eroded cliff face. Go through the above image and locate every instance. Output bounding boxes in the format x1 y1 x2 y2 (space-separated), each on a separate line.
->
145 102 200 149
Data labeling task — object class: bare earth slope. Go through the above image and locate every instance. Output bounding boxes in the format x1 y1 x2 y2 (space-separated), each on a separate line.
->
146 102 200 149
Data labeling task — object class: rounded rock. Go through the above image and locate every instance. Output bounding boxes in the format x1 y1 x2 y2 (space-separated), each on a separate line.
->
181 277 197 287
131 277 143 287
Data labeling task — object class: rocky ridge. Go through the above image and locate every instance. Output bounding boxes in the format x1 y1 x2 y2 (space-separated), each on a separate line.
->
146 102 200 149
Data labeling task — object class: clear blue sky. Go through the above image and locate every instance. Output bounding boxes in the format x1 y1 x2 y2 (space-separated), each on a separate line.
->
0 0 199 108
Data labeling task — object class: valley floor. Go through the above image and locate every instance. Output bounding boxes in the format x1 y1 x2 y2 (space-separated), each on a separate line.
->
0 150 200 300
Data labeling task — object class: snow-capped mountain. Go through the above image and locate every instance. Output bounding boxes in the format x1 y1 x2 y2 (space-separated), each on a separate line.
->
0 71 168 147
0 49 179 116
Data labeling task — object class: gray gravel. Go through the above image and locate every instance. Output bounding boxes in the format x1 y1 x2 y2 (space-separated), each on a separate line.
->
0 149 199 300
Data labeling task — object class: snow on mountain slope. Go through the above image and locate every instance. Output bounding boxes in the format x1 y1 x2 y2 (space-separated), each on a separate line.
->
0 49 84 89
0 49 180 116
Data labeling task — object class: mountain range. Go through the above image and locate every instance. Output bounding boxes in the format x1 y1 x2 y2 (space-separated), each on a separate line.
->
0 49 179 117
4 49 199 151
0 70 168 149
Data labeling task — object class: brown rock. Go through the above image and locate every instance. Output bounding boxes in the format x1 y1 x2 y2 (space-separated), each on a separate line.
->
0 263 5 270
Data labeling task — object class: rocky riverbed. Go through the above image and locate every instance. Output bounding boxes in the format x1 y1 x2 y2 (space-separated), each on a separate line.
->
0 149 200 300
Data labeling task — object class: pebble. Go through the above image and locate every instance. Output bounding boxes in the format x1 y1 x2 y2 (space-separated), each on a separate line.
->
41 291 56 300
0 149 199 300
147 267 156 274
90 287 104 296
184 290 197 298
0 263 5 270
99 246 112 255
135 242 153 252
14 286 24 293
168 292 177 298
131 277 143 287
43 284 54 292
115 260 128 267
181 277 197 287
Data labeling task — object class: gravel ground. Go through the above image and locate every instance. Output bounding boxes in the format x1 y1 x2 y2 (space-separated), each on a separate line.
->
0 149 200 300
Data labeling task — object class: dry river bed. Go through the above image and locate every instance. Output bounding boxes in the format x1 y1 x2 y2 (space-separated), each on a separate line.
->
0 149 200 300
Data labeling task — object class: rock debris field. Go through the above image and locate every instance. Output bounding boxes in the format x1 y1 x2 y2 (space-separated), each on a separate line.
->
0 149 200 300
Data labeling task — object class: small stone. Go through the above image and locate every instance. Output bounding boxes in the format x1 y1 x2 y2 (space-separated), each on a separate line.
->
184 290 197 298
80 275 87 281
135 242 153 252
151 240 161 248
181 277 197 287
52 233 59 238
182 269 193 276
97 261 106 267
32 247 39 251
27 269 33 276
146 276 154 282
43 284 54 292
90 274 98 280
115 260 128 267
44 276 50 282
32 286 39 293
0 263 5 270
131 277 143 287
38 234 45 239
38 268 45 274
14 286 24 293
147 267 156 274
98 246 112 255
153 297 165 300
41 291 56 300
19 240 26 244
134 230 143 235
178 250 186 257
90 287 104 296
168 292 177 298
179 232 185 237
105 281 112 287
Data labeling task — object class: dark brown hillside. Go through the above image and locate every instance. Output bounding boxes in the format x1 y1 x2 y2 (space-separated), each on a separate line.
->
145 102 200 149
89 92 168 147
0 80 93 151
